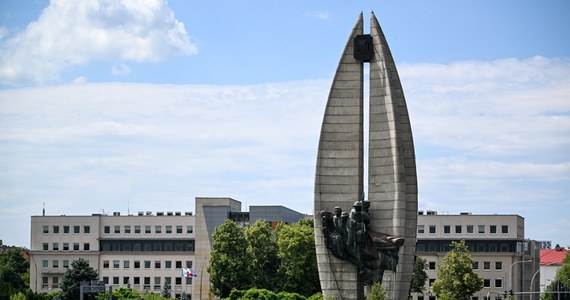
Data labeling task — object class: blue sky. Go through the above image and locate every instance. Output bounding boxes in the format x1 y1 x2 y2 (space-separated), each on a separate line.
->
0 0 569 248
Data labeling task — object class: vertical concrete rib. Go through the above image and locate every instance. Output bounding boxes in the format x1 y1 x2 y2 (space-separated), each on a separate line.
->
368 12 418 299
314 13 364 300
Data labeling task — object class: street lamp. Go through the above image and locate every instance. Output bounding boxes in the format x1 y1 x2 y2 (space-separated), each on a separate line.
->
509 259 533 297
530 268 540 300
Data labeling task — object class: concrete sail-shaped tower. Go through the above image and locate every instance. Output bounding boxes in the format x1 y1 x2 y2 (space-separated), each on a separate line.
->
314 12 417 300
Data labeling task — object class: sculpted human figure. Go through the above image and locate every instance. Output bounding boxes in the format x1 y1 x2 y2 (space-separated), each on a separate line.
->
320 200 405 284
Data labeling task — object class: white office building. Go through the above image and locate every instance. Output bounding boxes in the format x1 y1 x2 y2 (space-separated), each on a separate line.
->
411 212 540 300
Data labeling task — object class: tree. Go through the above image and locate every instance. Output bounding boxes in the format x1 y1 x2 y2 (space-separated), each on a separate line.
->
276 221 320 296
431 240 483 300
410 256 428 296
245 219 280 290
59 258 98 300
0 249 29 300
161 281 172 298
367 282 387 300
208 219 252 298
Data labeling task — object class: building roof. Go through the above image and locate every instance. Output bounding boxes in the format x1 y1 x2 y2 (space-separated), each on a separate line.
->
540 246 568 266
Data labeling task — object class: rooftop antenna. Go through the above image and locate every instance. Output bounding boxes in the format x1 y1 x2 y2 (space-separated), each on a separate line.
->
128 199 130 216
42 202 45 216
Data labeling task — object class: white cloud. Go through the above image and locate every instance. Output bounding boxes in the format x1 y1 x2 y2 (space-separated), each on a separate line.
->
111 62 132 76
0 0 197 85
0 57 569 246
307 10 330 21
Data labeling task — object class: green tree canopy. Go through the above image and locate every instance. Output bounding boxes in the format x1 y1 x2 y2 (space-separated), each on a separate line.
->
0 249 29 300
276 220 319 296
431 240 483 300
59 258 98 300
410 256 428 296
208 219 253 298
367 282 387 300
245 219 280 290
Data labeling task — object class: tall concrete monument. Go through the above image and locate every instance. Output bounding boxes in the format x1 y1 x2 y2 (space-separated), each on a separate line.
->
314 12 418 300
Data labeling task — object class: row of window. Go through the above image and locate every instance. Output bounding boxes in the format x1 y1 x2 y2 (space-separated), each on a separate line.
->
42 242 90 251
417 241 516 253
40 276 192 291
416 297 501 300
427 278 504 289
102 260 192 270
103 225 193 234
42 225 90 234
42 259 74 269
427 261 503 271
418 224 509 234
100 240 195 252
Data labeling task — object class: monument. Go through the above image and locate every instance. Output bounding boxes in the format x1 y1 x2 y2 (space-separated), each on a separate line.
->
314 12 418 300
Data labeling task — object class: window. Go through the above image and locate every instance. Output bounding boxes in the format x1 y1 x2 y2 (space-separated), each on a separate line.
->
428 261 436 270
103 261 110 268
84 225 90 233
124 260 130 268
455 225 462 233
43 243 48 250
134 277 140 285
124 225 131 234
478 225 485 233
186 261 192 268
52 243 59 250
484 279 490 288
42 225 49 233
52 260 59 268
155 261 161 269
187 225 193 234
63 225 70 233
186 277 192 285
145 226 151 234
472 261 479 270
84 243 90 251
63 260 69 268
166 226 172 234
154 243 162 251
52 276 59 289
42 276 48 289
63 243 69 250
134 226 141 234
134 261 140 269
175 277 181 285
144 260 151 268
175 261 182 268
123 277 130 285
443 225 451 234
165 261 172 269
154 277 161 290
104 226 110 233
144 277 150 290
466 225 474 233
501 225 509 234
73 226 80 233
113 260 120 268
495 279 502 288
429 225 436 234
53 225 60 233
483 261 490 270
417 225 425 234
114 225 120 234
429 279 435 287
490 225 497 234
103 277 109 284
495 262 502 270
73 243 80 250
176 225 183 234
155 226 162 233
113 277 119 285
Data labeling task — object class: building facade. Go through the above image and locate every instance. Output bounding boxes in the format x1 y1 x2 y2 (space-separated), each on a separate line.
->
411 212 540 300
29 197 305 299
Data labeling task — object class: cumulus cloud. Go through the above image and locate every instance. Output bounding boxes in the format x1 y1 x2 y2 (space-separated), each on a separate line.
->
1 57 569 246
0 0 197 85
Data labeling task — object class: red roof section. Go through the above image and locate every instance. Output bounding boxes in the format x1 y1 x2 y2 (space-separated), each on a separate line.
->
540 248 568 266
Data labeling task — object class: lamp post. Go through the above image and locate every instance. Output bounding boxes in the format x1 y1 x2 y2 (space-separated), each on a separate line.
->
509 259 532 298
530 268 540 300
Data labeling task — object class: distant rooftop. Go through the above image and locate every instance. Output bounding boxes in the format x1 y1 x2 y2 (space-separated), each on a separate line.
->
540 245 568 266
